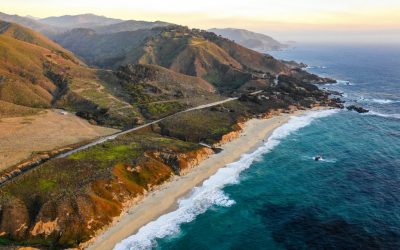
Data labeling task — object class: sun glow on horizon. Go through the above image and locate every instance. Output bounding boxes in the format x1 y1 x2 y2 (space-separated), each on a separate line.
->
2 0 400 42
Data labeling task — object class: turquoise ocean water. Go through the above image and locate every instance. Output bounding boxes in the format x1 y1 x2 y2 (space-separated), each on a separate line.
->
115 44 400 250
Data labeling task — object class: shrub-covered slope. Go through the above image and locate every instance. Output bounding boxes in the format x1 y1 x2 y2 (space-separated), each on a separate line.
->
107 64 218 119
0 21 140 127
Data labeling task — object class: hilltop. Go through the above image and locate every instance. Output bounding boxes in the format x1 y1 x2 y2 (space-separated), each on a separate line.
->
55 26 292 92
209 28 288 52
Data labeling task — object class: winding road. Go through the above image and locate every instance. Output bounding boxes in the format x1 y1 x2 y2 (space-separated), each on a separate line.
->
56 97 239 158
0 96 240 187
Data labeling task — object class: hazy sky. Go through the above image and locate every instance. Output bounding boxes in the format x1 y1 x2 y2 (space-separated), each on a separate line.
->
2 0 400 43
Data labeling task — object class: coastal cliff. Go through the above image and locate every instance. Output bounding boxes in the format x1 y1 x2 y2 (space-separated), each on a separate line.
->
0 140 214 247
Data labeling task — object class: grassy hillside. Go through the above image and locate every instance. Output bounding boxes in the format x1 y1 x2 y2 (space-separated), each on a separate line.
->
100 64 221 120
0 21 231 127
0 21 139 127
54 28 159 67
54 26 291 92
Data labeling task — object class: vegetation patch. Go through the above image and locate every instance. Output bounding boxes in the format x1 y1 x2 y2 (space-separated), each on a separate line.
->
141 101 187 120
69 143 141 164
159 109 238 144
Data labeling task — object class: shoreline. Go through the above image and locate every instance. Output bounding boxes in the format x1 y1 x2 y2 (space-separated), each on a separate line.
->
86 108 318 250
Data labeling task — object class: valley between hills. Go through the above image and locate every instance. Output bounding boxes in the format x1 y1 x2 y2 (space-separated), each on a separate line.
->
0 12 342 248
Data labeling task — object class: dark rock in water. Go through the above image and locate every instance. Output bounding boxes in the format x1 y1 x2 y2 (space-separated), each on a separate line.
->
326 90 344 97
347 105 369 113
314 156 322 161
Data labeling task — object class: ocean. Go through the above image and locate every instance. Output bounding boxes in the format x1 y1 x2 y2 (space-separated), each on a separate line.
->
115 43 400 250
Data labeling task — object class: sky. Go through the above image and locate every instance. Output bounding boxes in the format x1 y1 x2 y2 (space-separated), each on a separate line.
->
2 0 400 43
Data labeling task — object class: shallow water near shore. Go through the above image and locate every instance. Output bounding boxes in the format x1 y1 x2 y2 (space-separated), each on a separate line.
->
116 43 400 249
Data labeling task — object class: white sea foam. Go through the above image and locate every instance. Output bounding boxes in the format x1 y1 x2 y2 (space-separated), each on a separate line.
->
336 80 352 86
319 158 337 163
306 65 327 70
363 98 399 104
113 109 339 250
304 156 337 163
367 111 400 119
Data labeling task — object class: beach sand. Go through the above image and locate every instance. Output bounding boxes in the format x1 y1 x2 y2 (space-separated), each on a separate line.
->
86 110 309 250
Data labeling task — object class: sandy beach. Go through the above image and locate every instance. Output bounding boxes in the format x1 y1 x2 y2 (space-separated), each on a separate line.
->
86 110 309 250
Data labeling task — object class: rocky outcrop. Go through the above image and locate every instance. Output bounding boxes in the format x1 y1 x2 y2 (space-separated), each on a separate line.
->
347 105 369 113
0 198 30 240
289 68 337 84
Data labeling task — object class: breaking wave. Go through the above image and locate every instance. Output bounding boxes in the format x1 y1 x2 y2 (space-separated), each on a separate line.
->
367 111 400 119
360 98 399 104
306 65 327 70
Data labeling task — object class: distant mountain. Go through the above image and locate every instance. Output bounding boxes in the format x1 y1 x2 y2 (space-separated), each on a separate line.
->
25 15 40 20
55 26 289 91
39 13 123 29
92 20 172 34
208 28 287 52
0 12 57 35
0 12 173 36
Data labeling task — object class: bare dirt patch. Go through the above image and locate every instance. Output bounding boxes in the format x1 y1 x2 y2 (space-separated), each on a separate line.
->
0 110 119 171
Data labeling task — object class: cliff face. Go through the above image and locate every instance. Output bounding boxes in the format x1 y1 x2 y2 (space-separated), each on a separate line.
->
213 122 244 147
0 142 213 247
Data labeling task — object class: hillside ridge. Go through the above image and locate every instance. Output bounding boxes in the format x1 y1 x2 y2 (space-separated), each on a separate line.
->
209 28 288 52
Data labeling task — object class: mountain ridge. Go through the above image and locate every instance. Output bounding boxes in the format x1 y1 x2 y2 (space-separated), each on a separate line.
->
54 26 290 92
39 13 123 28
209 28 287 52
